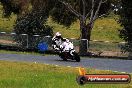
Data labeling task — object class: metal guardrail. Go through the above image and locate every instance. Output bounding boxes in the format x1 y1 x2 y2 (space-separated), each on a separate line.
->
0 32 128 57
0 32 52 50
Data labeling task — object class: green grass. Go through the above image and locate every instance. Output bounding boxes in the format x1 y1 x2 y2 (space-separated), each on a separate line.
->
0 60 131 88
47 18 81 39
0 50 47 56
0 5 17 33
92 17 122 42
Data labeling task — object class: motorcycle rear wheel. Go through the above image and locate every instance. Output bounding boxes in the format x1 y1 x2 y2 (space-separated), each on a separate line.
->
59 53 67 61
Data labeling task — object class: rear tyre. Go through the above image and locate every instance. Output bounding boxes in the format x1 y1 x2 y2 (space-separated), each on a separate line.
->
59 53 67 61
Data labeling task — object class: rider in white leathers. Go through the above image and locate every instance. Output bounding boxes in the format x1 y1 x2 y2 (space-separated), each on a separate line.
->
52 32 63 51
52 32 74 55
52 32 80 62
60 39 74 51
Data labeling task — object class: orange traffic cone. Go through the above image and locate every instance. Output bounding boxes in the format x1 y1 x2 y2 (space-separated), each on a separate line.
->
78 67 86 76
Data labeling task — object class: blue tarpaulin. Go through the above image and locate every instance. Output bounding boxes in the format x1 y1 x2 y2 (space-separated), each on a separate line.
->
37 42 48 52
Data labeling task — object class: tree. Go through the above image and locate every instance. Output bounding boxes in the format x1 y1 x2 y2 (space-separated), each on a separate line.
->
119 0 132 59
0 0 30 17
0 0 55 35
13 0 55 36
51 0 111 54
0 0 55 48
0 0 111 54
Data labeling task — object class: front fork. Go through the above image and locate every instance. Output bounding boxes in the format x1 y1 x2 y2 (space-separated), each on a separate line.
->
70 50 76 56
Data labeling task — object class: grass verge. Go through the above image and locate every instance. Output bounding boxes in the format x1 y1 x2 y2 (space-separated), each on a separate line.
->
0 50 45 56
0 60 131 88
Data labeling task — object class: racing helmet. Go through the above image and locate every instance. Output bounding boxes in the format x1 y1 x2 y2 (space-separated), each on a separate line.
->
55 32 61 37
55 32 62 39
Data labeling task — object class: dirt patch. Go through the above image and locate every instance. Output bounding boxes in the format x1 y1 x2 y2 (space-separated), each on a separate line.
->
0 39 16 44
96 51 128 57
74 46 128 57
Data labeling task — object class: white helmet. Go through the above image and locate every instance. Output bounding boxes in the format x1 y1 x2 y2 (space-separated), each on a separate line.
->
55 32 61 36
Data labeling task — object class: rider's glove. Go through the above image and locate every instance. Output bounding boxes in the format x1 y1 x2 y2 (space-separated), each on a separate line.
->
59 45 64 49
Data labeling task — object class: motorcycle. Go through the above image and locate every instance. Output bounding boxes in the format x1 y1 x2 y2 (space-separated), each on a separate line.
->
52 38 80 62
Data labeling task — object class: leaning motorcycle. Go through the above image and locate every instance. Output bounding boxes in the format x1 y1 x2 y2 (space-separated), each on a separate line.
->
52 39 80 62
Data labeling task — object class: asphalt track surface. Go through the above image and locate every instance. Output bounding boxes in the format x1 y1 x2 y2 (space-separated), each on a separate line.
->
0 53 132 73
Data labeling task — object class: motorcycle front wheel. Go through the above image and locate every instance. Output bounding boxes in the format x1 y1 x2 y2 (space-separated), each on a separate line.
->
73 52 80 62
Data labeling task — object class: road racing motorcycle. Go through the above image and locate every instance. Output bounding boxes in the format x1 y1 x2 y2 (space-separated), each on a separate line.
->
52 38 80 62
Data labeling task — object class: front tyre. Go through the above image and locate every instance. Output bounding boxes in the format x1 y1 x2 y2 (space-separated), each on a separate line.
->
73 52 80 62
